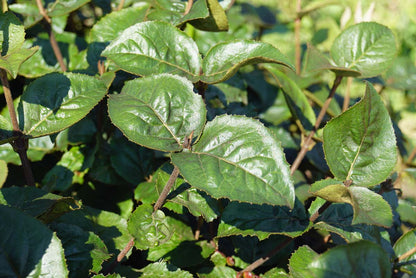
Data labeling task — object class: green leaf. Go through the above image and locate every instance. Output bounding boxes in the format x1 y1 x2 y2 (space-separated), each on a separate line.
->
393 228 416 274
18 72 108 138
0 205 68 277
0 186 81 223
331 22 396 78
108 74 206 152
89 4 149 42
171 115 295 207
0 160 6 188
201 40 294 84
9 2 43 28
45 0 91 17
128 204 173 250
264 64 316 130
289 246 319 278
197 266 237 278
217 200 311 240
188 0 229 32
0 11 38 78
323 83 397 186
309 179 349 203
155 164 220 222
0 114 15 144
102 21 202 82
51 222 111 276
139 262 193 277
397 199 416 225
308 241 391 277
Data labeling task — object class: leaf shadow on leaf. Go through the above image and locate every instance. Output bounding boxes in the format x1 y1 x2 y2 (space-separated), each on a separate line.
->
34 37 70 66
162 240 206 268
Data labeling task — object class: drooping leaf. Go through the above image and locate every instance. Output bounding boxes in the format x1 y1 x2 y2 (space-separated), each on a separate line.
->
102 21 202 82
331 22 396 78
18 72 108 138
264 64 316 130
89 4 149 42
108 74 206 152
289 246 319 278
201 40 294 83
187 0 229 31
127 204 172 250
138 262 193 277
217 200 311 240
393 228 416 274
0 205 68 277
308 241 391 277
323 83 397 186
0 12 38 78
171 115 295 207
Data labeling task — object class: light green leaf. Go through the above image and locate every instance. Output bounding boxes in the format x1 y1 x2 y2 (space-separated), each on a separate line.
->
308 241 391 277
89 4 149 42
397 199 416 225
309 179 350 203
331 22 396 78
0 160 6 188
197 266 237 278
217 200 311 240
201 40 294 84
139 262 193 277
289 246 319 278
108 74 206 152
188 0 229 31
0 205 68 277
393 228 416 274
102 21 201 82
171 115 294 207
46 0 91 17
323 83 397 186
264 64 316 130
0 114 15 144
18 72 108 138
128 204 172 250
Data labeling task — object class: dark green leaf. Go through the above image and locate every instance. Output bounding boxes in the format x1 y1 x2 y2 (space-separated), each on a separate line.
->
331 22 396 78
201 40 294 83
323 83 397 186
393 228 416 274
217 200 311 240
108 74 205 152
308 241 391 277
128 204 172 250
18 72 108 138
171 115 295 207
289 246 319 278
138 262 193 277
102 21 202 81
0 205 68 277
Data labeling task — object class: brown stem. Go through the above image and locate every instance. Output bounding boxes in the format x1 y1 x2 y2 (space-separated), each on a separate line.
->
184 0 193 15
241 237 293 273
290 75 343 175
294 0 302 74
0 70 35 186
36 0 51 23
342 77 352 112
2 0 8 12
103 237 135 274
116 0 125 11
309 200 332 222
194 216 203 240
154 166 180 211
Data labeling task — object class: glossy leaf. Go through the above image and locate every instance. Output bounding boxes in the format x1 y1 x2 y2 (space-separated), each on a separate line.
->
0 12 38 78
217 200 311 240
393 228 416 274
308 241 391 277
18 72 108 138
188 0 229 31
108 74 206 152
139 262 193 277
264 64 316 130
89 4 149 42
102 21 201 82
289 246 319 278
128 204 172 250
201 40 294 83
45 0 91 17
323 83 397 186
171 115 295 207
331 22 396 78
0 205 68 277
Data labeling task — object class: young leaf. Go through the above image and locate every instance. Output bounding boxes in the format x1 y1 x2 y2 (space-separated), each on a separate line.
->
323 83 397 187
102 21 202 82
201 40 294 83
289 246 319 278
171 115 295 207
331 22 396 78
0 12 38 78
217 200 311 240
108 74 206 152
18 72 108 138
308 241 391 277
0 205 68 277
128 204 172 250
393 228 416 274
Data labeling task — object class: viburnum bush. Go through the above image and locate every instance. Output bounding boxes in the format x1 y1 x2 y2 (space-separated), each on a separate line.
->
1 0 416 277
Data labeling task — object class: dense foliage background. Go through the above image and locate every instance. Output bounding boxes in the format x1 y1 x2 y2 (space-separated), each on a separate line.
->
1 0 416 277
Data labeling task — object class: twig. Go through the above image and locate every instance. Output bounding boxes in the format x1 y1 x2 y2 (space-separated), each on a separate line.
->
194 216 203 240
294 0 302 74
290 75 343 175
309 200 332 222
36 0 51 23
116 0 125 11
153 166 180 211
103 237 135 274
342 77 353 112
184 0 193 15
0 70 35 186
